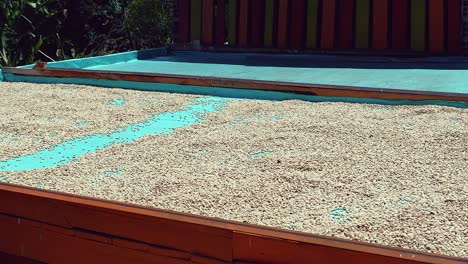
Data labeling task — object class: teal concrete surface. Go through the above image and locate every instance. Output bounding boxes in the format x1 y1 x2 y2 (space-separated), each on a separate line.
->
3 73 468 108
80 51 468 94
0 97 233 172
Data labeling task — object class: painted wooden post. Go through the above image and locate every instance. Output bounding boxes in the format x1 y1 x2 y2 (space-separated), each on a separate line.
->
447 0 462 52
411 0 426 51
321 0 336 48
355 0 370 49
277 0 289 49
429 0 445 52
290 0 307 49
306 0 319 49
239 0 249 47
264 0 275 47
251 0 264 48
202 0 214 46
391 0 409 50
337 0 355 49
372 0 389 49
190 0 202 42
215 0 227 46
176 0 190 43
227 0 238 46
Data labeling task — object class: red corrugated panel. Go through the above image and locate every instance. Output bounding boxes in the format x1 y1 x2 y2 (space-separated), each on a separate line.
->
239 0 249 47
215 0 226 46
250 0 264 48
201 0 214 46
391 0 409 50
277 0 289 49
176 0 190 43
321 0 336 48
372 0 389 49
336 0 355 49
429 0 445 52
447 0 462 52
290 0 307 49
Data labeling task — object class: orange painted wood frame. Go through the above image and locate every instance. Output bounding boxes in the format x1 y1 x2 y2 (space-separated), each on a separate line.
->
250 0 264 48
201 0 214 46
290 0 307 49
447 0 462 53
372 0 389 49
429 0 445 52
321 0 336 48
336 0 355 49
391 0 409 50
176 0 190 43
215 0 226 46
277 0 289 49
1 183 466 264
238 0 249 47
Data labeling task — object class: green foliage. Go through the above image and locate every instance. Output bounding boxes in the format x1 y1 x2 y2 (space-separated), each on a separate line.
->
0 0 175 67
125 0 174 49
0 0 67 67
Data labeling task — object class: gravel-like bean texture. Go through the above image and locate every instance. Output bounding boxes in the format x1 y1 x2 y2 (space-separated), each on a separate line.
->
2 82 467 258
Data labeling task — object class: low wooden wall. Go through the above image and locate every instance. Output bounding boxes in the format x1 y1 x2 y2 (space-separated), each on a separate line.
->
1 183 466 264
175 0 463 54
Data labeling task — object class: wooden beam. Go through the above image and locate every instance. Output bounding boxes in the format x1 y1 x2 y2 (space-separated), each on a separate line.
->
201 0 214 46
355 0 370 49
321 0 336 49
277 0 289 49
372 0 389 49
428 0 445 53
447 0 462 53
0 183 466 264
4 67 468 103
305 0 319 49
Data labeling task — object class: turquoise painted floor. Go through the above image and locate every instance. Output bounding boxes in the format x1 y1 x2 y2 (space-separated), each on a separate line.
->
84 52 468 94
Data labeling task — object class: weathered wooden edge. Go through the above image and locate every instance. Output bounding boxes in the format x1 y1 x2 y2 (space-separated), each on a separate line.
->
3 67 468 103
0 183 466 264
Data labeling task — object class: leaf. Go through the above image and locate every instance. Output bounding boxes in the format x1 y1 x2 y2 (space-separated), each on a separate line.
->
33 37 43 51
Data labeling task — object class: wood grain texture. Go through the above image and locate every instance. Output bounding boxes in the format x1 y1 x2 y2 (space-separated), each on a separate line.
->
0 183 466 264
227 0 237 46
176 0 190 43
321 0 336 48
201 0 214 46
355 0 370 49
290 0 307 49
411 0 426 51
250 0 264 48
277 0 289 49
264 0 275 47
428 0 445 52
391 0 409 50
190 0 202 41
447 0 462 52
238 0 249 47
337 0 355 49
215 0 226 46
306 0 319 48
372 0 389 49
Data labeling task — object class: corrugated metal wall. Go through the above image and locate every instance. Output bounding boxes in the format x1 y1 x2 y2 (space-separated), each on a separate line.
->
176 0 463 53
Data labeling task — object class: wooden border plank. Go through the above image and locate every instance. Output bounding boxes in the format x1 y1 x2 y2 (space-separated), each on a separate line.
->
447 0 462 53
277 0 289 49
321 0 336 48
411 0 426 51
290 0 307 49
190 0 203 42
305 0 319 48
337 0 355 49
215 0 226 46
428 0 445 53
0 183 466 264
238 0 249 47
372 0 389 49
227 0 237 46
176 0 190 44
4 67 468 103
391 0 409 50
202 0 214 46
355 0 370 49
